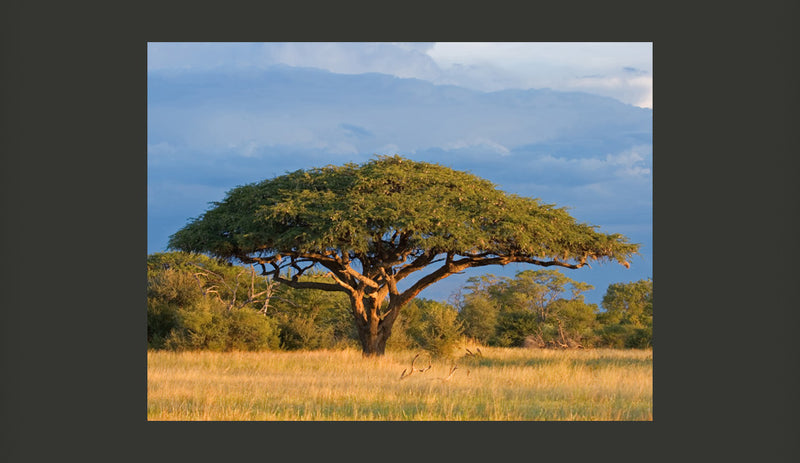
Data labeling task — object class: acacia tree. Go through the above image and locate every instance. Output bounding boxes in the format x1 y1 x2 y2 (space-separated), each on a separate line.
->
168 155 639 356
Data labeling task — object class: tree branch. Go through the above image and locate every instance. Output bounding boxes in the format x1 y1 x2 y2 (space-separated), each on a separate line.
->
452 254 586 270
393 250 437 282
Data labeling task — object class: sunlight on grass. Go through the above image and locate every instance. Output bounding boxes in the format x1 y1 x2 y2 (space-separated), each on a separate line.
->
147 347 652 421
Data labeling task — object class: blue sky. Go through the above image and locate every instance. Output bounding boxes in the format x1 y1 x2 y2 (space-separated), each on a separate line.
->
147 42 653 306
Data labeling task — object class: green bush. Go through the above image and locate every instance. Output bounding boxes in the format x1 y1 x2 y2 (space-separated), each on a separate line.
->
147 299 180 349
226 307 282 351
595 324 634 348
406 299 464 357
494 309 539 347
275 314 336 350
162 297 281 352
457 294 499 345
384 301 420 351
625 326 652 349
147 267 204 307
165 298 230 351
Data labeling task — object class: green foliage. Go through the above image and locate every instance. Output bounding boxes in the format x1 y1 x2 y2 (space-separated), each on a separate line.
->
147 299 180 349
164 298 281 352
147 251 259 309
494 309 540 347
597 278 653 348
384 299 421 351
403 299 464 357
548 298 600 347
148 252 282 351
168 155 639 270
225 308 282 351
268 273 356 350
456 270 598 348
457 293 499 344
164 297 230 351
600 278 653 327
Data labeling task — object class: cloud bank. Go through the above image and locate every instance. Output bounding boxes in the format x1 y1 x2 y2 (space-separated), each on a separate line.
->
148 42 653 108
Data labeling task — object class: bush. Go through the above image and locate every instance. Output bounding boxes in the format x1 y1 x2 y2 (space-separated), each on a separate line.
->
226 307 282 351
594 322 652 349
147 299 180 349
406 299 464 357
165 298 229 351
626 326 652 349
164 298 281 351
147 267 204 307
494 309 539 347
457 294 499 345
275 314 336 350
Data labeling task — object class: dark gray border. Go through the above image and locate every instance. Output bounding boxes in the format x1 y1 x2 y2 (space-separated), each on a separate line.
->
3 0 798 461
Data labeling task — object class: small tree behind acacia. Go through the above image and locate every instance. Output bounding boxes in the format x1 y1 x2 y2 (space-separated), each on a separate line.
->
168 155 639 356
598 278 653 348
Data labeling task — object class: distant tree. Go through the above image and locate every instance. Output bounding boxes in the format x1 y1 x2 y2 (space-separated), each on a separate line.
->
457 293 499 345
457 270 598 348
599 278 653 327
498 270 593 323
597 278 653 348
168 155 639 356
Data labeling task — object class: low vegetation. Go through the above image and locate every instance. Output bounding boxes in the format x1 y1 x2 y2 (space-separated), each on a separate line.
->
147 347 653 421
147 252 653 354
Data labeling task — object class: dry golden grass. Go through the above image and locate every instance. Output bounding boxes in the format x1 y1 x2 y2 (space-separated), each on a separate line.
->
147 347 652 421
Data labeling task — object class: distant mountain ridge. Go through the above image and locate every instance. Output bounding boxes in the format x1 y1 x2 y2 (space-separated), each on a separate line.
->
148 64 651 165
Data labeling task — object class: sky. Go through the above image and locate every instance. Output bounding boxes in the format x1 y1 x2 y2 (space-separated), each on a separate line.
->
147 42 653 306
148 42 653 108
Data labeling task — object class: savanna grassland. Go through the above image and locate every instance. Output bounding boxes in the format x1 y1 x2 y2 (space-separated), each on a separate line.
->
147 347 652 421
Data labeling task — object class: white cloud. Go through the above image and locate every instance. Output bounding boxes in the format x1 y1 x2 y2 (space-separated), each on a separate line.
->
148 42 653 108
426 43 652 108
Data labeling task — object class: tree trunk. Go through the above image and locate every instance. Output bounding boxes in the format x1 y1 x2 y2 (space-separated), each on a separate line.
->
356 322 391 356
351 294 398 357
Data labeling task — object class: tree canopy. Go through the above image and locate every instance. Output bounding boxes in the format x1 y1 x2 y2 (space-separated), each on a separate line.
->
169 155 639 355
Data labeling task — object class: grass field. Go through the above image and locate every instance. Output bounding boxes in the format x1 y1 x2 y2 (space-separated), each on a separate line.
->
147 347 652 421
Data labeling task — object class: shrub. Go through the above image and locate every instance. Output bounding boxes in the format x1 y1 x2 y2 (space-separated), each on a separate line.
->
626 326 652 349
457 294 499 345
275 314 336 350
165 298 229 351
385 301 421 351
406 299 464 357
226 308 282 351
147 299 180 349
494 309 539 347
596 324 633 348
164 298 281 351
147 267 203 307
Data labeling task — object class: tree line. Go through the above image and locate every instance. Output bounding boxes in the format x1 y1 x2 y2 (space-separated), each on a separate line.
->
147 252 652 355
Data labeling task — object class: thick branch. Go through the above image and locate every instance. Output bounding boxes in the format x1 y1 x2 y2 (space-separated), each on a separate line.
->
393 250 437 282
452 254 586 270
